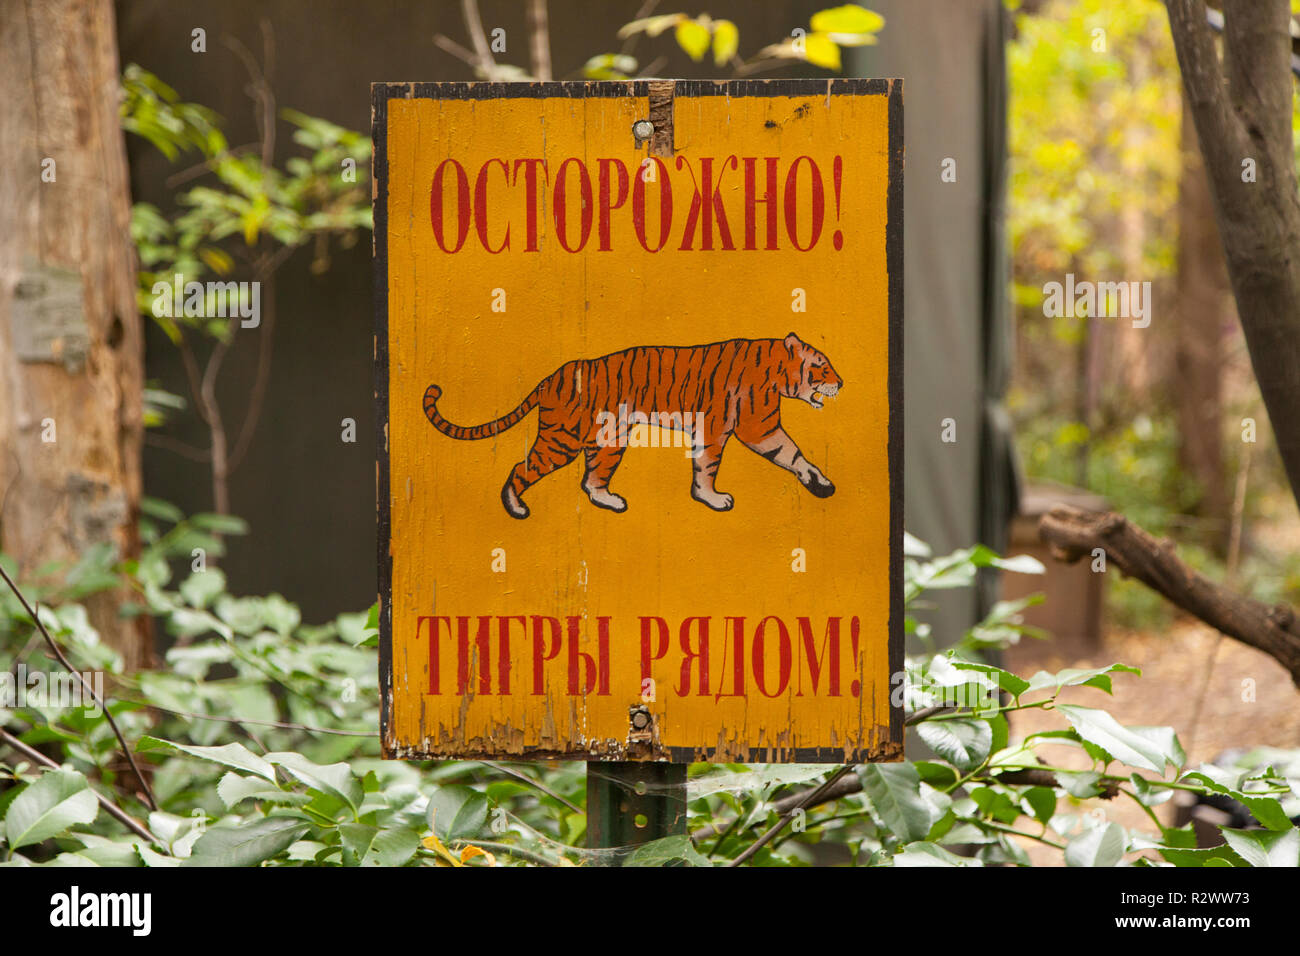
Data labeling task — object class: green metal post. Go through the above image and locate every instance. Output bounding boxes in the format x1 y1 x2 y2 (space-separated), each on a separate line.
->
587 762 687 864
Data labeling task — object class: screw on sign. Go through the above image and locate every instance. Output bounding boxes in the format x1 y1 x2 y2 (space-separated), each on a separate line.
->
373 79 902 855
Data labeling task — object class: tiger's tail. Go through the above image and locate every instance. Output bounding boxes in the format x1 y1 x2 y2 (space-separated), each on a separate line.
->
423 384 540 440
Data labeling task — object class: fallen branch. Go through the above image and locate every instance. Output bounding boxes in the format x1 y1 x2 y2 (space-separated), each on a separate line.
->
1038 505 1300 686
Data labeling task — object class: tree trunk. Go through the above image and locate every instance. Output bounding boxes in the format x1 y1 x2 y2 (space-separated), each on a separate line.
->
1174 93 1230 545
1164 0 1300 515
0 0 150 669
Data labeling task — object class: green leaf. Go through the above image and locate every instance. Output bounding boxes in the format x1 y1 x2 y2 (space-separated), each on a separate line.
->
1128 727 1185 771
138 736 276 782
903 533 932 558
186 816 309 867
1219 827 1300 867
1024 663 1141 696
1022 786 1057 824
1065 823 1125 867
339 823 379 865
1129 773 1174 808
67 834 143 867
1179 772 1292 830
5 770 98 849
1056 705 1167 772
913 761 959 789
365 826 422 867
267 752 363 814
1053 769 1105 799
893 842 982 867
970 787 1021 824
989 553 1045 574
426 785 489 842
968 544 1044 574
260 594 302 636
139 497 184 522
179 568 226 608
216 772 305 809
626 834 711 867
859 763 934 843
1156 845 1241 867
948 659 1031 698
917 719 992 772
188 512 249 535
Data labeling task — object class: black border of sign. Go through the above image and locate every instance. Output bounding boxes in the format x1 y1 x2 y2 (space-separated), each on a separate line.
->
373 78 903 763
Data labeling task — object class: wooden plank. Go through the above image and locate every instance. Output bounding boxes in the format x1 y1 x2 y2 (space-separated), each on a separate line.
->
374 79 903 762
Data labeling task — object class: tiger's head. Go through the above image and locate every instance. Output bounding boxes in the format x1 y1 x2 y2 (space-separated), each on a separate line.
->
781 333 843 410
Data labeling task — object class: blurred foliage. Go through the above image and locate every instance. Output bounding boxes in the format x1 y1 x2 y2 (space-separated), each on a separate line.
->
122 64 372 348
1009 0 1179 283
1006 0 1300 629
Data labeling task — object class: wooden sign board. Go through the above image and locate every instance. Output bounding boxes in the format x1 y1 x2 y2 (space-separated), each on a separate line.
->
374 79 902 762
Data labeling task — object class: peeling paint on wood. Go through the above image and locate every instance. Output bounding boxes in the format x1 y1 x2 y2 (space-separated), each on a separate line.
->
374 79 904 762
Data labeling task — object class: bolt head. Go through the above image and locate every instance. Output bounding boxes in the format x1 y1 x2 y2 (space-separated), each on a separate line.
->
632 120 654 141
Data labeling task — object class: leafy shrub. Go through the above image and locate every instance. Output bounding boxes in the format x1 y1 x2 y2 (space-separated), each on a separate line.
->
1 509 1296 866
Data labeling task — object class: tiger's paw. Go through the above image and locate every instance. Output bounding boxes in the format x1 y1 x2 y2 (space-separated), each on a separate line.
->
692 488 734 511
501 481 530 519
796 463 835 498
805 474 836 498
587 489 627 513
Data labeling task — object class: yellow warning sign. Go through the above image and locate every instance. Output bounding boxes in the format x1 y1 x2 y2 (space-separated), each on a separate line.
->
374 79 902 762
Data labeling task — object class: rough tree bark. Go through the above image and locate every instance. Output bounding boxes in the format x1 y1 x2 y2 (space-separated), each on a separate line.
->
1164 0 1300 512
0 0 149 669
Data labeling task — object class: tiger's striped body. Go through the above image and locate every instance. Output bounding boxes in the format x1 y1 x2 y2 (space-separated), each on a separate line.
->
423 333 842 518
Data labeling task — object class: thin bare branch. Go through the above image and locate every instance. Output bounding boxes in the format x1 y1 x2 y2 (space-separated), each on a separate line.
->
0 727 162 846
433 33 482 68
479 760 581 813
460 0 501 80
528 0 552 81
726 765 856 867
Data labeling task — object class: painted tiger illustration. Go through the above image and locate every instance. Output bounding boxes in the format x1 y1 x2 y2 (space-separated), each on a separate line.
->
422 333 842 519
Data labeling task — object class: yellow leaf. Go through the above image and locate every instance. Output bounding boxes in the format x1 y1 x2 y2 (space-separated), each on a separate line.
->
198 246 234 276
421 832 464 866
712 20 739 66
675 19 711 62
802 33 842 71
809 5 884 35
460 844 496 866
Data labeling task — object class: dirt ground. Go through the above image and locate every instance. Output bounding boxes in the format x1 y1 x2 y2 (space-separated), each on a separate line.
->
1002 619 1300 865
